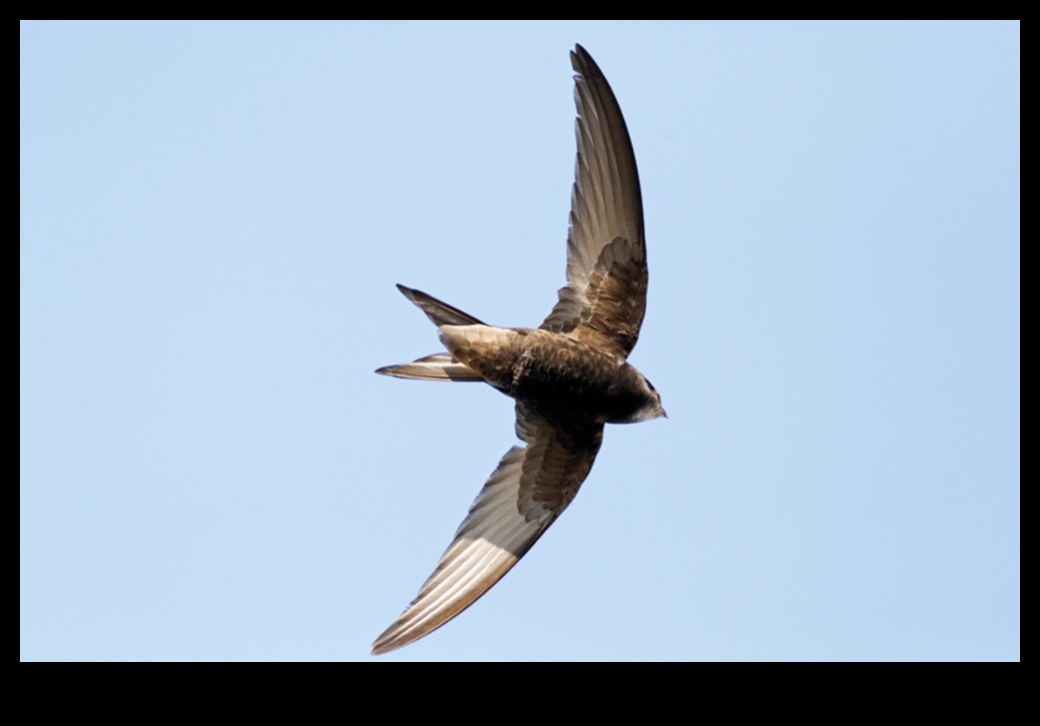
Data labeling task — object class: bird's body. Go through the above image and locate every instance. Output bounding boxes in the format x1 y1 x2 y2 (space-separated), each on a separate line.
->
372 45 664 655
438 324 661 426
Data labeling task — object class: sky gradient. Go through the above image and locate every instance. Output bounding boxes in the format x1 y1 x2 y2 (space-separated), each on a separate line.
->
21 21 1019 661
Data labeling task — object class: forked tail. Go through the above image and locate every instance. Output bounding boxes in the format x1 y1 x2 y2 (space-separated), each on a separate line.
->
374 285 486 382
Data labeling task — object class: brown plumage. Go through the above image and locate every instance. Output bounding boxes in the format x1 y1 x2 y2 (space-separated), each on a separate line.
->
372 45 665 655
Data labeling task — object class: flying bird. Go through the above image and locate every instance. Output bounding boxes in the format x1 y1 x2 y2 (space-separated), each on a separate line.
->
372 44 665 655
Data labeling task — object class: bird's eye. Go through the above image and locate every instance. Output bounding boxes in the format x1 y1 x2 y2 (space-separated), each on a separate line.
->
645 379 656 392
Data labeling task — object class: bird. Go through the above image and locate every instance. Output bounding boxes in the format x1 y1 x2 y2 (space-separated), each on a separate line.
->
371 44 665 655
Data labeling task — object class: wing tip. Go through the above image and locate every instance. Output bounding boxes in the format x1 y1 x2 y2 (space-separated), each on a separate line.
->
371 621 437 655
570 43 599 78
371 614 426 655
370 638 401 656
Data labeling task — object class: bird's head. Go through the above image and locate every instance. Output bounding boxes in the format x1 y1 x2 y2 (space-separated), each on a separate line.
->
634 374 667 422
608 366 667 423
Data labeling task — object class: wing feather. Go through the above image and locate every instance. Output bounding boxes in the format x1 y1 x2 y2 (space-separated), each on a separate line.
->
541 45 648 360
371 405 603 654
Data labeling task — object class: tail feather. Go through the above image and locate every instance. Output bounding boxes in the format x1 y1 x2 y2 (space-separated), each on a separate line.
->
396 284 486 327
376 353 483 382
376 285 489 382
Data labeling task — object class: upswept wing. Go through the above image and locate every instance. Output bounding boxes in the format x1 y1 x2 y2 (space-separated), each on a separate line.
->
371 404 603 654
541 44 647 360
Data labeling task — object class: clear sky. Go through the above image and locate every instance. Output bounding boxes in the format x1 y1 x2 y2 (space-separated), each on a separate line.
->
21 21 1019 661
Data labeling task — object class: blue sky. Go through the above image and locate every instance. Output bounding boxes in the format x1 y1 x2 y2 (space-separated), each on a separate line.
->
21 21 1019 661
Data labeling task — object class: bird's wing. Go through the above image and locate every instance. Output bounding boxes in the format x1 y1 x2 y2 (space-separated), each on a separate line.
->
371 403 603 654
541 44 647 360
